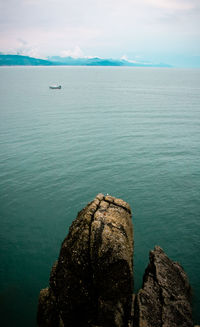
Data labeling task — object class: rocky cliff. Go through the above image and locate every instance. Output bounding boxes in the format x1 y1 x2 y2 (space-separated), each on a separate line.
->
37 194 194 327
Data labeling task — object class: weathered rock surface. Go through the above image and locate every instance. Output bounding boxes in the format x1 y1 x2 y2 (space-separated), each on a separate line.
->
37 194 133 327
37 194 195 327
133 246 193 327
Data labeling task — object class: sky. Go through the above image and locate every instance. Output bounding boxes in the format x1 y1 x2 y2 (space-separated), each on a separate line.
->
0 0 200 67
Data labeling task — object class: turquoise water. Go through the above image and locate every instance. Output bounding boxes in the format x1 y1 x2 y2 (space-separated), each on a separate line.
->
0 66 200 326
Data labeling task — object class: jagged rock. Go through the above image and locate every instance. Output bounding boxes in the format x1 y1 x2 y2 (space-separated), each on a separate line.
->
133 246 193 327
37 195 196 327
37 194 133 327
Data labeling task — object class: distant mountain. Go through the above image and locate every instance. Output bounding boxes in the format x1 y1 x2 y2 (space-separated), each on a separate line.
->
48 56 171 67
48 56 125 66
0 54 171 67
0 54 54 66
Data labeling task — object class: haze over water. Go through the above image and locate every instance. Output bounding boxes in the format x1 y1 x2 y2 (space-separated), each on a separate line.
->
0 66 200 326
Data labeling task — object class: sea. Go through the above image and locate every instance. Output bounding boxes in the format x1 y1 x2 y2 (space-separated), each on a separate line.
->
0 66 200 326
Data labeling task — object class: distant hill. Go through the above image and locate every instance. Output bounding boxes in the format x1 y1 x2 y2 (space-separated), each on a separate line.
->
48 56 125 66
0 54 54 66
48 56 171 67
0 54 171 67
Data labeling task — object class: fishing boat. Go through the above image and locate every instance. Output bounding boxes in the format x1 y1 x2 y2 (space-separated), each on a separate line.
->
49 85 61 89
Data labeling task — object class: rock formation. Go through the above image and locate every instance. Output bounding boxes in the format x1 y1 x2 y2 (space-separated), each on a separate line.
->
133 246 193 327
37 194 133 327
37 194 195 327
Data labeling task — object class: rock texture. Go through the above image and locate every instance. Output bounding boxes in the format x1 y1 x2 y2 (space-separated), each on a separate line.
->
133 246 193 327
37 194 195 327
37 194 133 327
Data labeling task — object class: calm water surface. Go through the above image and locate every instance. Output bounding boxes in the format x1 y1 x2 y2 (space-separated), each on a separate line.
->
0 66 200 325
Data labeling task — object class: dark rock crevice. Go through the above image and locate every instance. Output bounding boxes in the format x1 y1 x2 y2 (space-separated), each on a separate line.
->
103 198 132 215
88 196 104 324
144 253 165 327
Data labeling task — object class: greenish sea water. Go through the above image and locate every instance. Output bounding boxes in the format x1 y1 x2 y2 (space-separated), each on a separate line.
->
0 66 200 326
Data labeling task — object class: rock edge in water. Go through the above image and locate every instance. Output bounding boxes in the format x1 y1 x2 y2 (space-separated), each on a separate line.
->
133 246 193 327
38 193 133 327
37 194 194 327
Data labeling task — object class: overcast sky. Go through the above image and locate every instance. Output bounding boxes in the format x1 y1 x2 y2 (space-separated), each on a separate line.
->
0 0 200 66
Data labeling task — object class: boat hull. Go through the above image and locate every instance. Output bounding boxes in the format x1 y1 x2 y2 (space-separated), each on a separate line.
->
49 85 61 89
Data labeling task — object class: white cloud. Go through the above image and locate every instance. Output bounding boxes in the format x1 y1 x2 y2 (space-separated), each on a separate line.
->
18 47 41 58
121 55 138 63
60 46 84 58
14 38 41 58
0 37 42 58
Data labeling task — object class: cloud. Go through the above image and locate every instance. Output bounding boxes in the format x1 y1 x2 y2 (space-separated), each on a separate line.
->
121 55 137 63
17 46 41 58
3 38 42 58
60 46 84 58
17 38 28 46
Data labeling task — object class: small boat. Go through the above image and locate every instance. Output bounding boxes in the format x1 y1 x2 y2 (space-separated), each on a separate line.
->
49 85 61 89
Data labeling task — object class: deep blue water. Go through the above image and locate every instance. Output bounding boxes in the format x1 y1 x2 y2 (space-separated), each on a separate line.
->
0 66 200 326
